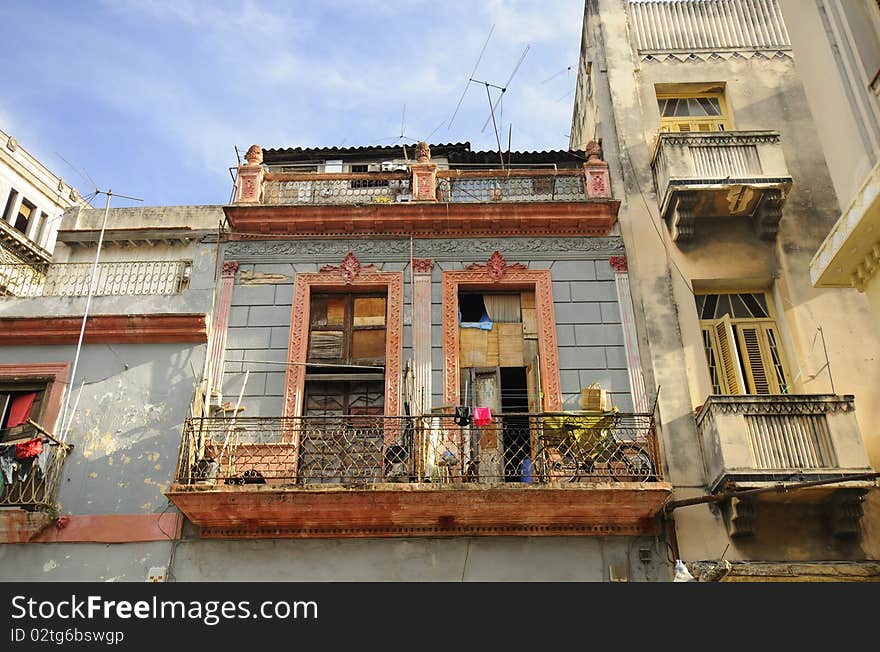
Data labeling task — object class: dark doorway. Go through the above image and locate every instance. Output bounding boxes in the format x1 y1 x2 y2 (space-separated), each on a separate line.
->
500 367 529 482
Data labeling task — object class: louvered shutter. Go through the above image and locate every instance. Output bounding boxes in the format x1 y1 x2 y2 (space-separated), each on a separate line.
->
712 316 745 395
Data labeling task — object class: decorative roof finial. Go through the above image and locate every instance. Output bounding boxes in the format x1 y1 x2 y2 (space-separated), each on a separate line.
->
415 141 431 163
244 144 263 166
584 140 603 162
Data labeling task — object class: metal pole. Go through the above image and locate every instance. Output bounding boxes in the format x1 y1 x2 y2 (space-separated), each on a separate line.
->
818 326 836 394
59 190 113 441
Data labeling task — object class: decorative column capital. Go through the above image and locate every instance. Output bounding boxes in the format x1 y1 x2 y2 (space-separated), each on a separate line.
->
221 261 239 277
609 256 628 273
412 258 434 275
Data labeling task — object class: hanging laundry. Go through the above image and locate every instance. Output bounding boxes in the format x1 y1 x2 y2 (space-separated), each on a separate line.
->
16 457 34 483
6 393 36 428
473 407 492 426
14 437 43 460
0 447 14 486
35 444 51 478
454 406 471 427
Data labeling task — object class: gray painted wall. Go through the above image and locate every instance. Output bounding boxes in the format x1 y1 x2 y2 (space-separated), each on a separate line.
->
0 342 206 514
221 237 635 416
0 535 668 582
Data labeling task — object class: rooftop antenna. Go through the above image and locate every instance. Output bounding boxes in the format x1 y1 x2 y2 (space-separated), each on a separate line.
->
55 153 98 208
233 145 242 166
480 45 530 134
447 24 495 130
58 186 143 443
540 65 574 85
469 77 506 168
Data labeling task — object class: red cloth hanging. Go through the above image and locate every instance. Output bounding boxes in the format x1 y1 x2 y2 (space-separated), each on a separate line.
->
473 407 492 426
6 392 36 428
14 437 42 460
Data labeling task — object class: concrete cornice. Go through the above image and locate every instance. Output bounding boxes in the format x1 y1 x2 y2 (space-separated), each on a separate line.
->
810 161 880 289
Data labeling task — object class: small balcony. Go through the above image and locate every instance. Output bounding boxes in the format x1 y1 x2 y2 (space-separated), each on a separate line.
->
167 414 672 539
651 131 793 242
0 441 69 542
696 395 875 493
0 260 192 297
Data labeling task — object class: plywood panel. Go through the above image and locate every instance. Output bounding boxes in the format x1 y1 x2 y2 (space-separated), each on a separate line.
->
521 291 535 310
522 308 537 338
460 328 488 367
498 323 524 367
352 329 386 361
353 297 386 327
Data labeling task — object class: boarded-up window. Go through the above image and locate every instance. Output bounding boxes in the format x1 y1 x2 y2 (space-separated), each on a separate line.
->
307 293 387 365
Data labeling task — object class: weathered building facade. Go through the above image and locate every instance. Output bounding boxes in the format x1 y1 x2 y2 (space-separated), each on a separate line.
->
571 0 880 579
1 141 677 581
778 0 880 328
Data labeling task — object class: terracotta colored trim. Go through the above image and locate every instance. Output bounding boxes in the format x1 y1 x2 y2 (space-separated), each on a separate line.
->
28 513 182 543
0 314 207 345
442 266 562 411
224 200 619 238
167 483 672 539
206 262 238 393
0 362 69 433
283 270 405 422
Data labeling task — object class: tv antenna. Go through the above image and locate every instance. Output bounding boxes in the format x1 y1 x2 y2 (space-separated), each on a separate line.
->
446 24 495 131
58 186 143 443
479 45 530 135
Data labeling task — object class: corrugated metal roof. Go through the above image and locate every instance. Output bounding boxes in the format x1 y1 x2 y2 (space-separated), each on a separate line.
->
262 142 587 168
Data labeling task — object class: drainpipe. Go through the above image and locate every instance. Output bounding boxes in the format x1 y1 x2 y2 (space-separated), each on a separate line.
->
663 471 880 513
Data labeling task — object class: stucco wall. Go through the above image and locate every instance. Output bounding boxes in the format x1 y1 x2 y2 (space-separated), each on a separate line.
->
0 535 668 582
0 342 206 515
221 237 636 416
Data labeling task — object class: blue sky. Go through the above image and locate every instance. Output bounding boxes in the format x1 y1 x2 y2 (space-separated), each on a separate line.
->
1 0 584 206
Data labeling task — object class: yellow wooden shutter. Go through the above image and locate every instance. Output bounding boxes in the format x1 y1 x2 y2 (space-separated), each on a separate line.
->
712 316 745 395
735 322 788 394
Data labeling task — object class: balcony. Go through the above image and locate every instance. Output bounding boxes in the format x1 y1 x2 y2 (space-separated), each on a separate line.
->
696 395 875 493
0 441 69 542
0 260 192 297
167 413 672 539
651 131 793 242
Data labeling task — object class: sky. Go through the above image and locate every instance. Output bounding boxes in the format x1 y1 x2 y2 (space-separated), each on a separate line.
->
1 0 585 207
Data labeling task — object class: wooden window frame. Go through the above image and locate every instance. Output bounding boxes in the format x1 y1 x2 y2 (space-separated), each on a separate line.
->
442 268 562 411
0 363 69 437
284 271 404 419
697 292 791 396
656 90 730 133
307 293 388 366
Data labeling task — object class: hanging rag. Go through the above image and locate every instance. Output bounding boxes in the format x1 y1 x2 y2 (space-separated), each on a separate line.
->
454 406 471 427
6 392 36 428
16 457 33 483
473 407 492 426
35 444 51 478
14 437 43 460
0 447 14 486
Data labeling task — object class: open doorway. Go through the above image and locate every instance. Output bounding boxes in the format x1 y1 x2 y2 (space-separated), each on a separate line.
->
500 367 529 482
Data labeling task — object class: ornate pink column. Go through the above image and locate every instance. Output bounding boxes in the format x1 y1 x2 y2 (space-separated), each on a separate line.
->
583 140 611 199
235 145 265 204
411 258 434 415
205 261 239 405
610 256 649 412
411 141 437 201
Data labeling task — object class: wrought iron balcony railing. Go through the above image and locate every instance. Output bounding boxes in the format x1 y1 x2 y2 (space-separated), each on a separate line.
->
0 442 69 511
435 170 586 203
264 173 412 205
0 260 192 297
174 413 662 487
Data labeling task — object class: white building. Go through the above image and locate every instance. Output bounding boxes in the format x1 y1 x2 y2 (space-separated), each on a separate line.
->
0 127 89 266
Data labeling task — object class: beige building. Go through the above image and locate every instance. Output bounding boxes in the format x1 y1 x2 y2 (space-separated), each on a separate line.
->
778 1 880 326
0 127 88 270
572 0 880 579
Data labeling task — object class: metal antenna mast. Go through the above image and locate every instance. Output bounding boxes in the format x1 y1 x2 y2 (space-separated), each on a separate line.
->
58 187 143 442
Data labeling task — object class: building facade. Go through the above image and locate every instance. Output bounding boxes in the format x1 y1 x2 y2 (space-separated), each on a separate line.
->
0 141 679 581
0 126 89 278
571 0 879 579
778 0 880 327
